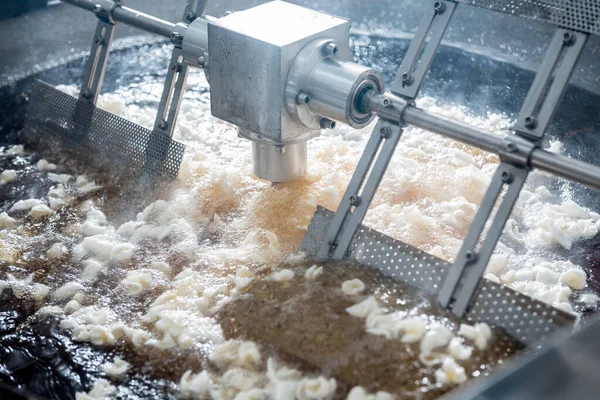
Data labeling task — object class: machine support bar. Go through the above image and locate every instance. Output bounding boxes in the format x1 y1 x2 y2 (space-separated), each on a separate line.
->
153 0 207 137
390 0 455 98
513 29 588 140
316 119 403 258
62 0 177 38
79 20 115 104
365 93 600 192
438 163 528 315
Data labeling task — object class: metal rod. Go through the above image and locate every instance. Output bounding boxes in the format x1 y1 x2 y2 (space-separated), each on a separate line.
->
367 93 600 192
61 0 176 38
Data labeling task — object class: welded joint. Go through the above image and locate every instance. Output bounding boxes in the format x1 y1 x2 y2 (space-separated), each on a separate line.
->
92 0 122 25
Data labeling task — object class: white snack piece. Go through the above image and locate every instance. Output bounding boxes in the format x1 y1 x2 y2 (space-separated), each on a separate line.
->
48 173 72 184
53 281 84 301
122 270 153 296
209 340 261 370
10 198 42 211
560 268 587 290
110 243 135 263
458 322 492 350
6 145 24 156
180 370 213 398
271 269 295 282
0 212 16 228
396 318 427 343
103 357 130 379
234 267 255 290
346 296 381 318
1 170 17 184
447 337 473 361
75 379 116 400
435 357 467 386
342 279 365 295
30 204 53 218
296 376 337 400
36 159 57 171
305 265 324 280
420 324 453 355
83 259 105 280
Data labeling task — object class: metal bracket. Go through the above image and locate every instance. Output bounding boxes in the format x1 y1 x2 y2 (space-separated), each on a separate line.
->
316 119 405 259
390 0 455 99
79 20 115 104
513 29 588 140
438 27 588 317
317 0 455 259
153 0 207 137
438 163 529 316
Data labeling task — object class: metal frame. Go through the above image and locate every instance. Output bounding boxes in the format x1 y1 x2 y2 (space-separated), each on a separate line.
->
79 20 115 104
439 27 590 317
317 0 455 260
153 0 207 137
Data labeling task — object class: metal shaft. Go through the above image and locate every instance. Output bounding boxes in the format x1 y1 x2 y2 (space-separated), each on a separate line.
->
61 0 176 38
366 92 600 191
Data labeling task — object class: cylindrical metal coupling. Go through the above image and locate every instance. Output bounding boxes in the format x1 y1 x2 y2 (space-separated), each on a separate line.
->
252 141 307 183
305 59 382 128
182 16 212 67
285 39 383 132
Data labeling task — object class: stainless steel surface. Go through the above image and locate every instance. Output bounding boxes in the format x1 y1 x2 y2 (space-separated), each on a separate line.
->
79 20 115 104
61 0 177 38
182 16 210 67
302 206 577 345
366 93 600 192
285 38 383 130
208 0 349 144
251 140 307 182
513 29 588 140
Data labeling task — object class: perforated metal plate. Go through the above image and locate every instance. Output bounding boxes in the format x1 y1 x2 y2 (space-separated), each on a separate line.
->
23 80 185 182
455 0 600 36
301 206 577 345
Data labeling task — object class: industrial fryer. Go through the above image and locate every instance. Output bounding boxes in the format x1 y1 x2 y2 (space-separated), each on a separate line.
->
1 0 600 399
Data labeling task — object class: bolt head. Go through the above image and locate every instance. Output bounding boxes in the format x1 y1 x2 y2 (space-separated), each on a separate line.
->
434 1 446 13
401 72 414 86
465 251 477 262
563 31 576 46
275 145 286 154
185 11 196 21
322 42 339 57
92 4 102 13
505 142 517 152
349 195 361 206
296 92 310 105
158 120 168 130
197 56 206 67
82 90 92 99
320 118 336 129
93 35 103 45
380 126 391 138
382 98 391 107
501 170 513 183
524 115 537 129
170 32 183 45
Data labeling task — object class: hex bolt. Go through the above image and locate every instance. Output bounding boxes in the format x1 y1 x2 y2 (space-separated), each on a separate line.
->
505 142 517 153
198 56 206 67
275 145 286 154
563 31 576 46
158 120 168 130
320 118 336 129
349 195 361 206
170 32 183 45
381 97 391 108
501 170 513 183
322 42 338 57
465 251 477 263
296 91 310 105
185 11 196 21
170 62 181 72
401 72 414 86
524 115 537 129
434 1 446 14
94 35 104 45
380 126 391 138
92 4 102 13
82 89 92 99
